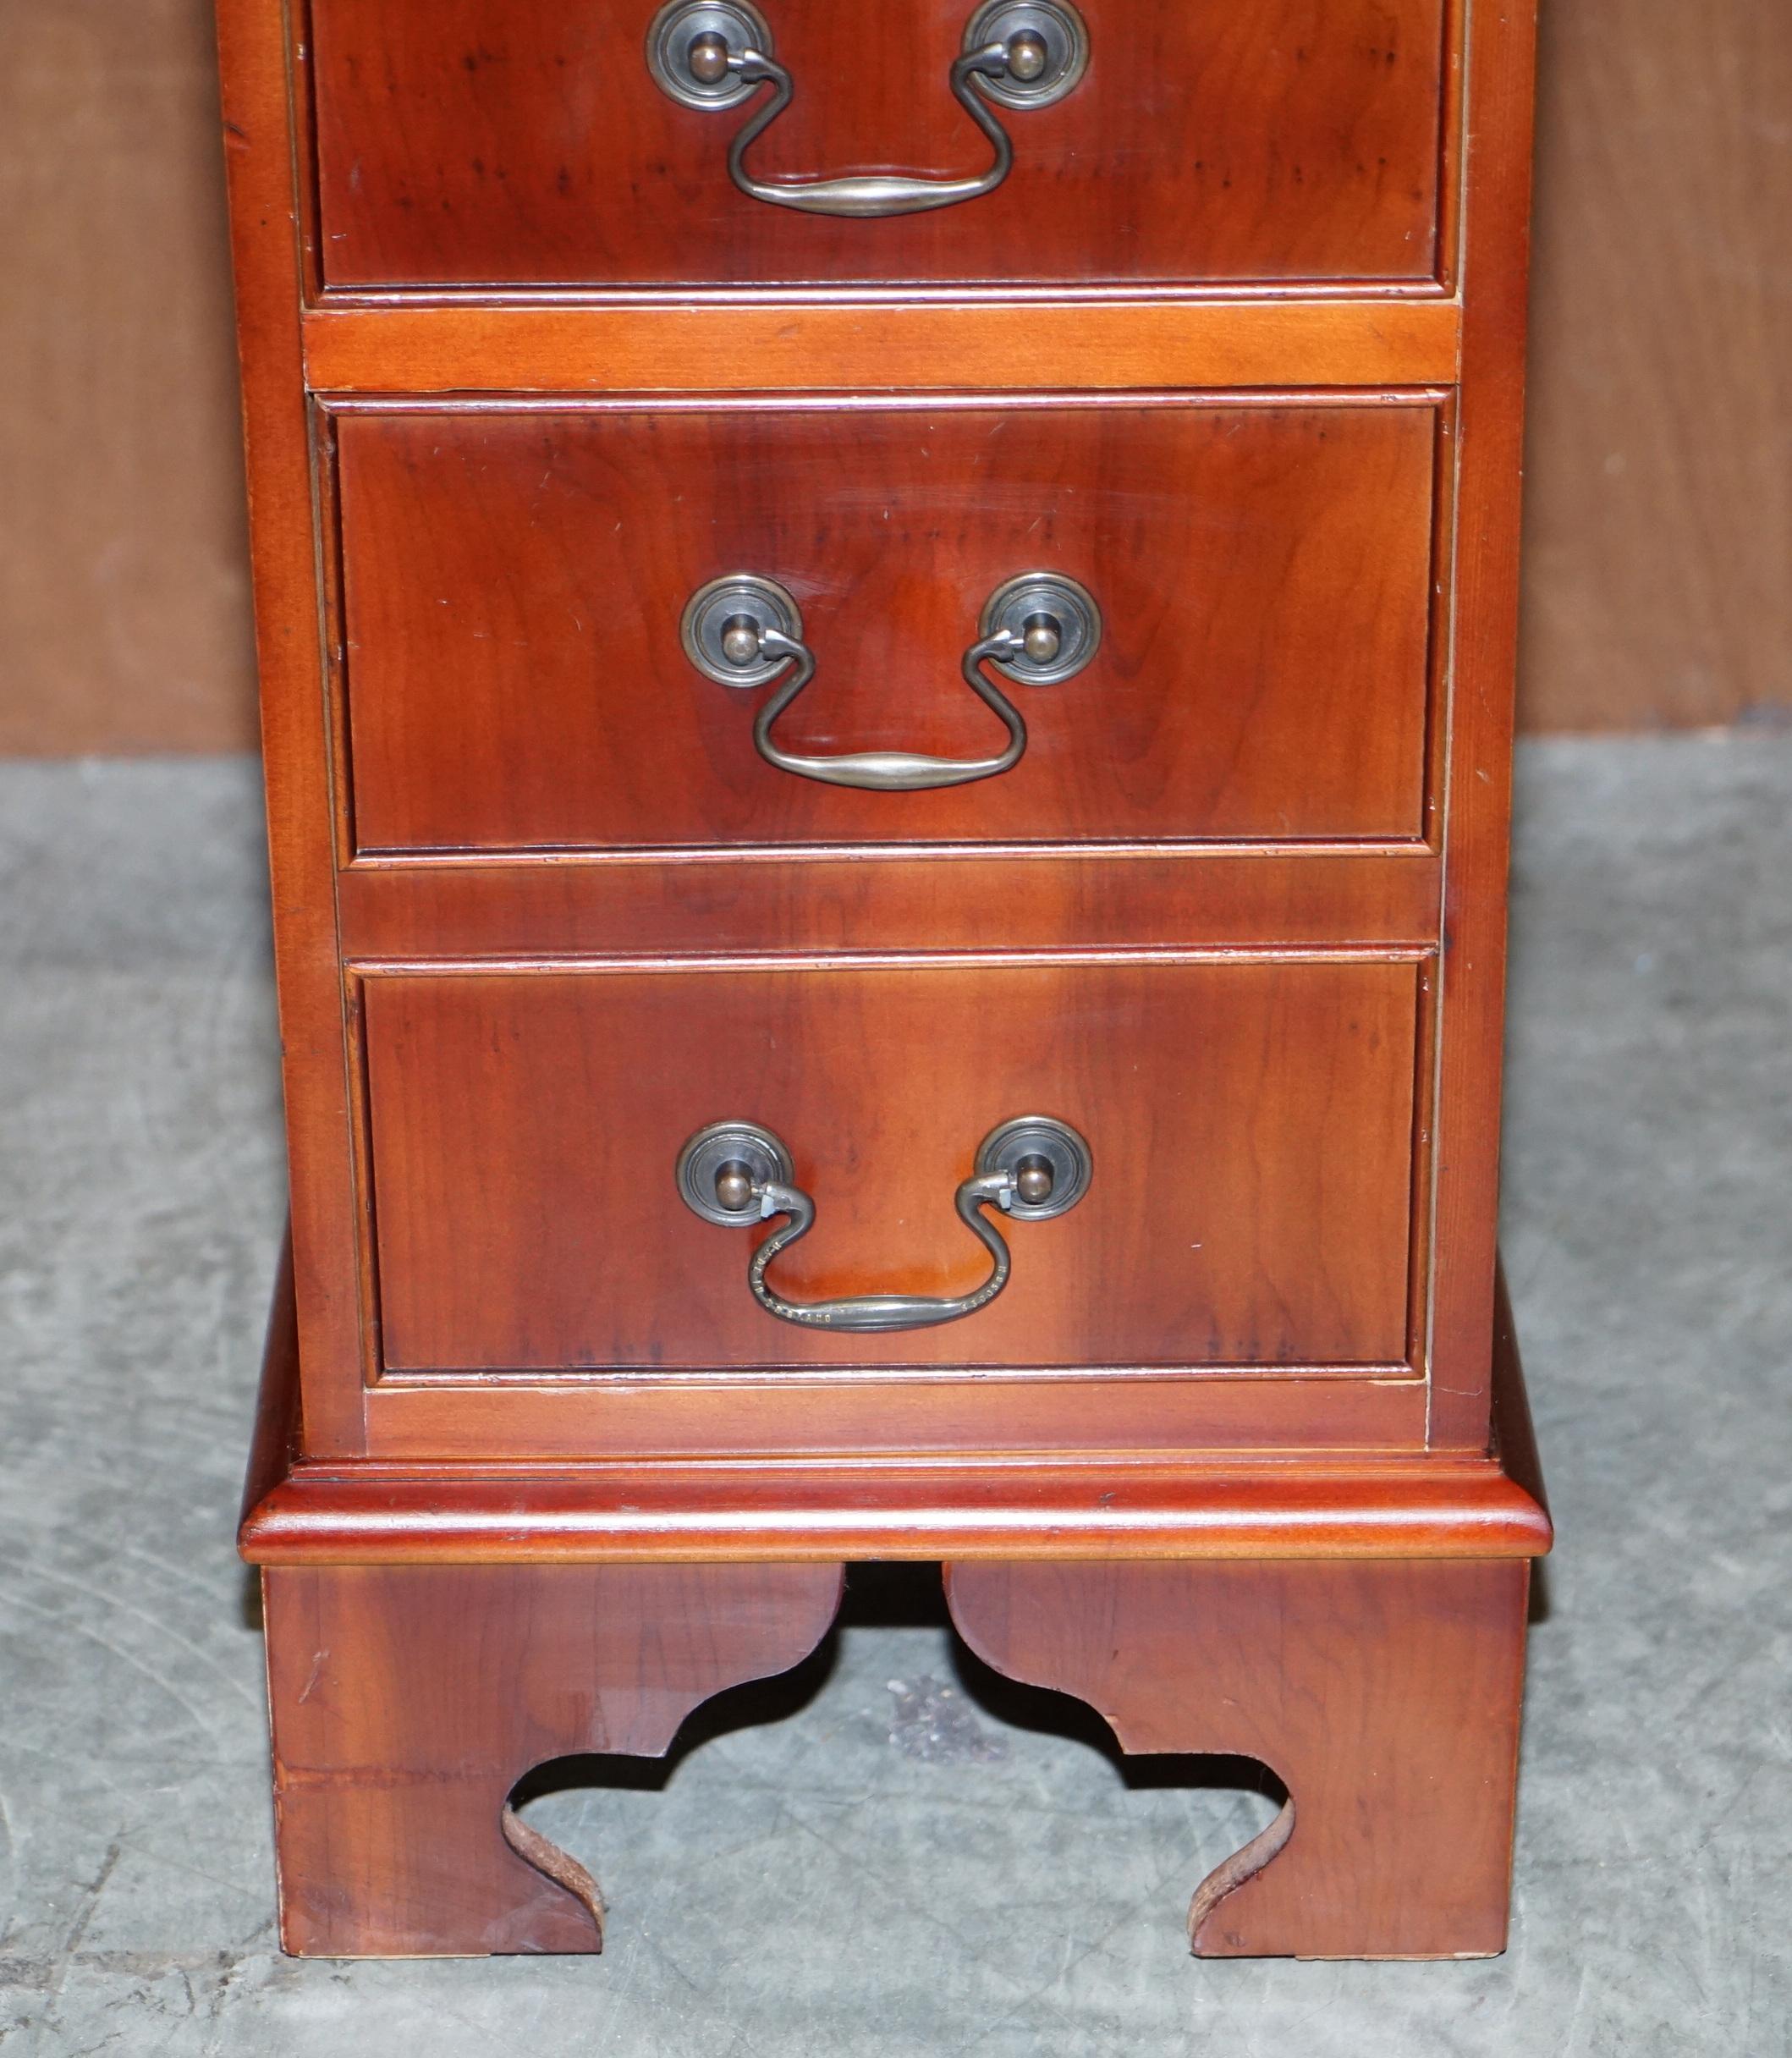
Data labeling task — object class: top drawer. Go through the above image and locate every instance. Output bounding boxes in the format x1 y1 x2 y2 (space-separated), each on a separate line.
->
307 0 1452 293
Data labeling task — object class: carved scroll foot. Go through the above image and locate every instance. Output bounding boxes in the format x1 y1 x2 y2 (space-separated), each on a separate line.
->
945 1558 1531 1961
261 1560 844 1956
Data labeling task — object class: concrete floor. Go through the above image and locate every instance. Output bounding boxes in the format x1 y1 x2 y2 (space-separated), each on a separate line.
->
1 737 1788 2055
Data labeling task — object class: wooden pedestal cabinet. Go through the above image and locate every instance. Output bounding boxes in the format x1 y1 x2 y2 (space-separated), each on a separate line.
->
223 0 1550 1962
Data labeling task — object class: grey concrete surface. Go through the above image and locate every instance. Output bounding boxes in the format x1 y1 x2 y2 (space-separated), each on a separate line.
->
1 738 1788 2055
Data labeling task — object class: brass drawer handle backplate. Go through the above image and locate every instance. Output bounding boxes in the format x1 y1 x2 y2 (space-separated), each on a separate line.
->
646 0 1089 217
675 1116 1093 1332
679 570 1101 791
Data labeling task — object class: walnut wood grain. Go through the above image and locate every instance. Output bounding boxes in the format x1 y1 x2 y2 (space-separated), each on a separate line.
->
306 0 1451 292
359 956 1422 1374
945 1555 1531 1958
333 399 1439 856
264 1559 844 1955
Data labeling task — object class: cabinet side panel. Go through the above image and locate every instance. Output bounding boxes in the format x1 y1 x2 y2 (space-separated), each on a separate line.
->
1428 0 1538 1448
217 0 365 1455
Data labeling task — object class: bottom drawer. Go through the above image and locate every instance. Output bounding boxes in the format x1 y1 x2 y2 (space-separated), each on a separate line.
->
360 958 1421 1379
360 950 1432 1374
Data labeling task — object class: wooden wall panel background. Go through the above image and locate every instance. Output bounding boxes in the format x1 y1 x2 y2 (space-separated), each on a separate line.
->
0 0 1784 752
1519 0 1791 731
0 0 256 755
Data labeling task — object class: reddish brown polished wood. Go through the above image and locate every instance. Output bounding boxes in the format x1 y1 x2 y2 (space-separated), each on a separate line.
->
1426 0 1538 1446
219 0 1540 1464
336 848 1444 964
221 0 1547 1967
360 956 1421 1375
239 1218 1438 1474
264 1559 844 1955
360 1367 1432 1462
242 1219 1550 1561
946 1555 1531 1958
336 397 1439 855
307 0 1452 292
301 298 1463 397
217 0 367 1458
256 1451 1552 1560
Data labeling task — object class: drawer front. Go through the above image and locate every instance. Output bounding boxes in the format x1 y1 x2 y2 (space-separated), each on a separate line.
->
338 400 1437 854
361 958 1421 1375
309 0 1449 291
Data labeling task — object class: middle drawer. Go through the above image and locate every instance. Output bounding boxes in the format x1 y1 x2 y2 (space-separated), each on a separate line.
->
333 396 1440 856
